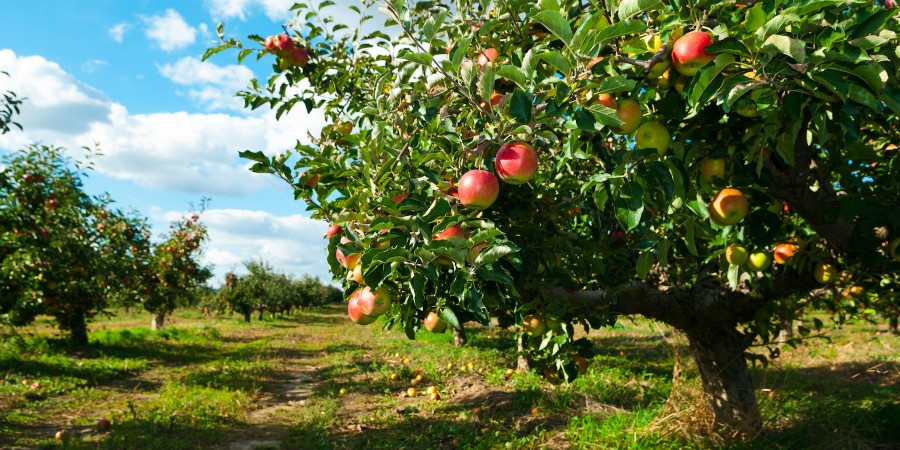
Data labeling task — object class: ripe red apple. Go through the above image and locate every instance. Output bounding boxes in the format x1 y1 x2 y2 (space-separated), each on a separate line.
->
391 193 410 204
477 47 498 66
424 311 447 333
325 225 342 239
347 291 377 325
494 142 538 184
336 237 361 269
55 430 69 441
634 121 670 155
263 35 278 51
481 92 503 110
614 99 643 135
699 157 726 183
773 243 799 264
356 286 392 317
725 244 749 266
273 34 295 52
97 418 111 430
302 171 320 188
22 173 35 183
671 30 715 76
287 47 309 67
522 314 546 337
594 94 617 109
708 188 749 226
457 170 499 210
467 242 487 264
886 0 896 7
434 225 465 241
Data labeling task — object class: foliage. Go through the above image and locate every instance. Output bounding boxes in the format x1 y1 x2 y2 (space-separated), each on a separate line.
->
210 0 900 433
0 145 151 343
0 71 23 135
216 260 339 319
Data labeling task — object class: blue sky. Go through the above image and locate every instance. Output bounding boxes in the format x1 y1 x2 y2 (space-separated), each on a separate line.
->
0 1 343 284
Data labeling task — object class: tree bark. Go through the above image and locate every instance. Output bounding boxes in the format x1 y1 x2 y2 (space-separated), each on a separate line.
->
889 315 898 335
777 318 792 344
257 309 264 321
516 334 531 371
686 328 761 438
68 312 89 346
151 311 166 331
452 323 467 347
243 307 252 322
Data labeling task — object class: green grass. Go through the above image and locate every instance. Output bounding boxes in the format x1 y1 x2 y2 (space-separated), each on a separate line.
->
0 306 897 449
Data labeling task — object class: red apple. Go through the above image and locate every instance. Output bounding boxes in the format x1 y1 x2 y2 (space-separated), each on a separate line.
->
634 121 670 155
336 237 361 269
773 243 799 264
572 355 588 373
356 286 392 317
325 225 342 239
614 99 643 134
593 94 617 109
287 46 309 67
494 142 538 185
477 47 498 66
458 170 499 210
424 311 447 332
481 92 503 110
274 34 295 52
391 193 410 204
348 291 377 325
97 418 111 430
264 35 278 51
671 30 715 76
708 188 749 226
434 225 465 241
55 430 69 441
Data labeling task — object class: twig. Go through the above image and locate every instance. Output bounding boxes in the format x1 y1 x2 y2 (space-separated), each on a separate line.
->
616 42 669 74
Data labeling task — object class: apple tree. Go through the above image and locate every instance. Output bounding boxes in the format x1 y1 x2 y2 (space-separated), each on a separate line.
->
209 0 900 436
1 71 22 135
0 145 151 344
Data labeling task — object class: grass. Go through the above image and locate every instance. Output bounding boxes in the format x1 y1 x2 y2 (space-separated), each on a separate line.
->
0 306 897 449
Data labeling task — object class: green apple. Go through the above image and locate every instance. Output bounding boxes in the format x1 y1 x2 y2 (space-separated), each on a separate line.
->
744 251 771 272
725 244 749 266
814 263 838 284
634 121 670 155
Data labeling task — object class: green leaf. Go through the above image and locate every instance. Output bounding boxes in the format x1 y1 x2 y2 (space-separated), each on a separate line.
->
479 63 496 104
743 4 767 32
421 11 448 41
450 37 471 66
586 104 623 127
829 63 887 94
593 20 647 48
657 239 670 267
497 65 528 88
593 75 637 94
399 50 433 66
687 53 735 105
540 51 570 74
533 10 573 45
410 272 426 310
635 251 654 280
510 90 533 125
761 35 807 63
571 12 609 54
617 0 663 20
683 217 699 257
476 266 514 285
474 244 516 267
615 181 644 231
727 264 740 290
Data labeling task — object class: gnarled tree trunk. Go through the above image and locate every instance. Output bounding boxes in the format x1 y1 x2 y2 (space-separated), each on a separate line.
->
516 334 531 371
151 311 166 330
452 323 467 347
777 317 793 344
68 312 89 346
242 307 252 322
889 315 898 335
686 328 761 438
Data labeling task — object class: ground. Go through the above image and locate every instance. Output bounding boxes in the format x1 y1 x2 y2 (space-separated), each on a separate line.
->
0 305 897 449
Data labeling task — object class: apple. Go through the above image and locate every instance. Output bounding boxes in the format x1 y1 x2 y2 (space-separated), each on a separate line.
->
55 430 69 441
699 157 726 183
263 35 278 51
886 0 896 7
335 121 353 136
814 262 838 284
335 237 361 269
457 169 499 210
302 171 320 188
773 243 799 264
430 392 441 401
339 388 348 395
594 94 617 109
356 286 392 317
23 173 35 183
434 225 465 241
614 99 643 135
407 387 417 397
634 121 670 155
708 188 749 226
744 251 771 272
647 60 671 79
671 30 715 76
467 242 487 264
572 355 588 373
481 92 503 110
424 311 447 333
348 264 364 284
733 98 758 117
97 418 111 430
391 193 410 204
273 34 295 52
889 238 900 262
347 291 377 325
522 314 546 337
325 225 341 239
725 244 749 266
477 47 498 66
494 141 538 184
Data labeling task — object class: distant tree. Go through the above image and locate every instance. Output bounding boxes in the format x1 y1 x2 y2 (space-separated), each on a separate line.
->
0 145 150 344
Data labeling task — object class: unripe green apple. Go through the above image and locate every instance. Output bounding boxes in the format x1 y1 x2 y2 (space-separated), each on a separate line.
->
744 251 771 272
495 142 538 184
814 262 838 284
457 169 499 210
708 188 749 226
699 157 726 183
424 312 447 333
522 314 546 337
634 121 670 155
725 244 749 266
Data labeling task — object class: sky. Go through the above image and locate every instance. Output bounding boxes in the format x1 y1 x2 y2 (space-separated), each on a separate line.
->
0 0 367 285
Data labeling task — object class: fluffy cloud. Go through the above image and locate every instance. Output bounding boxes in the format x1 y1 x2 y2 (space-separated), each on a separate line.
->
205 0 297 21
159 208 332 284
158 57 255 111
108 23 130 43
142 9 197 51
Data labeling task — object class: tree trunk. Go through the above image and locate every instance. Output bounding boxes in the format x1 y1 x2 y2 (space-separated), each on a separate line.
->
686 328 761 438
890 315 898 335
68 312 89 346
777 318 793 344
516 334 531 372
257 309 263 320
242 307 252 323
151 311 166 330
452 323 467 347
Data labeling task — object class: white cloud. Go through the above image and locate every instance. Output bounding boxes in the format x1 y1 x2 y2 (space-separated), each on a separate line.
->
0 49 326 197
142 9 197 51
80 59 109 74
205 0 296 21
159 208 332 285
108 23 130 43
158 57 254 111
